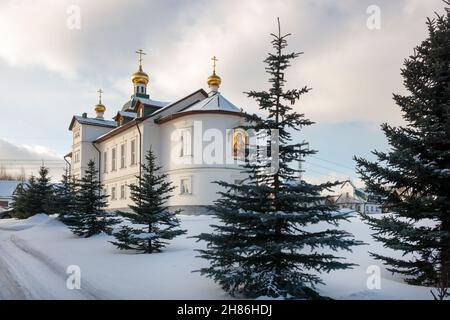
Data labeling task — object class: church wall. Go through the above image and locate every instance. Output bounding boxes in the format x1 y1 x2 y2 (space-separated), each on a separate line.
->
158 113 247 209
95 123 142 210
141 119 161 167
72 124 112 179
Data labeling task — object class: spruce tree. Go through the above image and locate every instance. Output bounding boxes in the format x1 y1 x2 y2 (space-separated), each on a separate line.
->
11 165 54 219
54 168 76 222
36 165 55 214
354 3 450 300
110 149 186 253
195 20 362 299
66 160 119 237
11 178 36 219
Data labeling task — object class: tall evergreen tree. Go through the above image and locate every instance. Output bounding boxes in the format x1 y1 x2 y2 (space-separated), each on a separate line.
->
66 160 119 237
54 168 76 222
111 149 186 253
195 20 361 299
355 3 450 300
36 165 55 214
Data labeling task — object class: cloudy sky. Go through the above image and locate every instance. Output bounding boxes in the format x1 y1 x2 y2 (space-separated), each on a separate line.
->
0 0 445 182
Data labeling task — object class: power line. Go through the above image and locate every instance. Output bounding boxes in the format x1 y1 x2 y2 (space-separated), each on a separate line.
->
304 161 354 176
309 155 355 171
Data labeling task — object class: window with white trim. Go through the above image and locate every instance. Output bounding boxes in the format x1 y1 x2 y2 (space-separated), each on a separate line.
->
180 177 192 195
180 128 192 157
74 151 80 164
130 139 136 165
111 147 117 171
120 143 126 169
111 186 117 200
103 151 108 173
120 185 126 199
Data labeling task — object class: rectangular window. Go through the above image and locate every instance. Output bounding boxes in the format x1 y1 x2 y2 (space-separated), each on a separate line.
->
111 148 117 171
74 130 80 139
74 151 80 164
120 144 126 169
130 139 136 165
111 187 117 200
180 177 192 195
120 185 126 199
180 128 192 157
103 151 108 173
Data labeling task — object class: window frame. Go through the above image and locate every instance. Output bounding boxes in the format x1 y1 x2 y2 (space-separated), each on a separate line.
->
130 139 136 166
111 186 117 201
179 177 192 195
120 143 126 169
103 151 108 173
120 185 126 200
111 147 117 171
179 128 192 158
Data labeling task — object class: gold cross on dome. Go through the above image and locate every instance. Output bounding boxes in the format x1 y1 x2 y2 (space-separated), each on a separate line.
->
211 56 218 74
97 89 103 104
136 49 146 67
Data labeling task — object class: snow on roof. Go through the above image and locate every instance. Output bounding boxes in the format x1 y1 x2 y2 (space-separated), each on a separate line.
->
149 89 208 119
118 111 137 118
73 116 117 128
0 181 21 198
181 92 241 113
136 97 169 108
341 181 368 201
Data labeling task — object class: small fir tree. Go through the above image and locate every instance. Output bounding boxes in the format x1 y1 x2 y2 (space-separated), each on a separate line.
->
36 165 55 214
11 165 54 219
66 160 119 237
110 149 186 253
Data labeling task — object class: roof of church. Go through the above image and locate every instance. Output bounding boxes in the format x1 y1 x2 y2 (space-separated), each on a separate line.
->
180 92 240 113
69 115 118 130
122 95 169 112
95 89 209 143
118 111 137 118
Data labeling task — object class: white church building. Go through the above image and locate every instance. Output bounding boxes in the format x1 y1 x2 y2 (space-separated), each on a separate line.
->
66 52 248 214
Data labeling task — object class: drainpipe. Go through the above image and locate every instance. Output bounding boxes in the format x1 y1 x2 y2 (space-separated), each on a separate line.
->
92 143 102 181
63 155 71 175
135 119 142 179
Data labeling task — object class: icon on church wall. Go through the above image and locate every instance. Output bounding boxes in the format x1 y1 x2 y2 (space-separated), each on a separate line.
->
232 129 249 160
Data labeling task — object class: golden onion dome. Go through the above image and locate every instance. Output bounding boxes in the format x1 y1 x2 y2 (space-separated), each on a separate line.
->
132 66 149 85
207 72 221 87
95 103 106 113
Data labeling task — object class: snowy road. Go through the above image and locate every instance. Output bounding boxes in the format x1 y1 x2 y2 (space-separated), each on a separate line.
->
0 226 99 300
0 214 436 300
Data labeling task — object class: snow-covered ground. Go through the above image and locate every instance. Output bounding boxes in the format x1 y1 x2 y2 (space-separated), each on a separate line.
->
0 211 436 300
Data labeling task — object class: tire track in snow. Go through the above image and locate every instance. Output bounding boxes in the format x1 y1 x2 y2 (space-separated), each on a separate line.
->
9 234 111 300
0 239 55 299
0 245 30 299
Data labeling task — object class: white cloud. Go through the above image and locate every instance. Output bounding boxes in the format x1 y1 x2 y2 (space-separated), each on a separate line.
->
0 0 443 124
0 138 65 180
